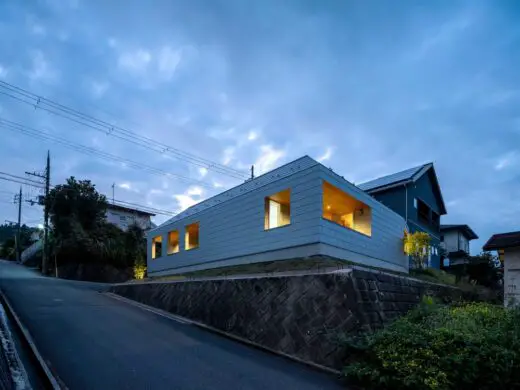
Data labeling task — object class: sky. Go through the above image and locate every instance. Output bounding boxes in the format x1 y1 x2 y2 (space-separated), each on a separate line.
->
0 0 519 253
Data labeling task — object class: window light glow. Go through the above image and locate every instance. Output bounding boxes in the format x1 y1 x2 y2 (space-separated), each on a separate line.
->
264 189 291 230
151 235 162 259
185 222 200 250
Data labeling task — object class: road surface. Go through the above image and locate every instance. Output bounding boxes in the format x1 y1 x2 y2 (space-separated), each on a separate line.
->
0 261 342 390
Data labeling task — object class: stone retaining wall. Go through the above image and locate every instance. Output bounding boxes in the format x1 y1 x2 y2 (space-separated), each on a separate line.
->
110 268 470 370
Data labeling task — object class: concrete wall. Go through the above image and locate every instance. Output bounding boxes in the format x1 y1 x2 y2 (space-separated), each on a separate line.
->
111 268 472 370
504 247 520 306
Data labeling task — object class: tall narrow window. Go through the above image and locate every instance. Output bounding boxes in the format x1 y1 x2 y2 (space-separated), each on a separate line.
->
185 222 200 250
151 235 162 259
264 189 291 230
322 181 372 237
168 230 179 255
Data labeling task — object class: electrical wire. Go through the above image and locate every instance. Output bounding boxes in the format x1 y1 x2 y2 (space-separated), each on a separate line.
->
0 118 214 189
0 81 249 180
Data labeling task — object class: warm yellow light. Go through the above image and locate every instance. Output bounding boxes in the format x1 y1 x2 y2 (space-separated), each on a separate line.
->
327 205 331 210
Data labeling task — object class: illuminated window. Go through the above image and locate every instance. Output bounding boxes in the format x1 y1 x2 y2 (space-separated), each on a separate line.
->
151 235 162 259
185 222 200 250
167 230 179 255
264 189 291 230
322 181 372 237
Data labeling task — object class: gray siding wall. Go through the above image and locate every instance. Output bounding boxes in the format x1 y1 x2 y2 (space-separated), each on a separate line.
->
318 166 409 272
148 165 323 275
443 231 459 253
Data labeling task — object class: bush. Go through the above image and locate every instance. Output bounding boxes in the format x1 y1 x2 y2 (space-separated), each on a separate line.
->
343 298 520 390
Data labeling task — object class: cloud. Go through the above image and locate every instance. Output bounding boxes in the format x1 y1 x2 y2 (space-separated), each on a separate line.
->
186 186 203 197
254 145 286 174
198 167 208 177
90 81 109 98
157 46 182 80
317 147 334 162
118 183 131 190
247 130 259 141
222 146 235 165
28 50 57 82
0 65 6 79
213 181 225 189
118 49 152 73
494 151 517 171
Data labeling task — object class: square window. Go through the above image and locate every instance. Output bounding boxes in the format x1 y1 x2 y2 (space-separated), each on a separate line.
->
185 222 200 250
168 230 179 254
151 235 162 259
264 189 291 230
322 181 372 237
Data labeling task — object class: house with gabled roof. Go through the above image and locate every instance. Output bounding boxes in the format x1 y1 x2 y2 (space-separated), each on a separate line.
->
146 156 409 277
358 163 447 268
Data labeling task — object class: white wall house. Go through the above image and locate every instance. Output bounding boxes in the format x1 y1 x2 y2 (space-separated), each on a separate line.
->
440 224 478 266
147 156 409 277
484 231 520 307
106 204 154 231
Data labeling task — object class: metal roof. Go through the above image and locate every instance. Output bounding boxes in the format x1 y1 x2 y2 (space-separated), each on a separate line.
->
440 224 478 240
483 231 520 251
154 155 319 230
357 164 428 192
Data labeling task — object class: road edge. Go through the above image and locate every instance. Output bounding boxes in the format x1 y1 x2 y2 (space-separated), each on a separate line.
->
104 292 341 377
0 290 64 390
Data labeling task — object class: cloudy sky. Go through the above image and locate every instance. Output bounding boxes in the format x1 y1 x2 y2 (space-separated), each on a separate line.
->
0 0 519 252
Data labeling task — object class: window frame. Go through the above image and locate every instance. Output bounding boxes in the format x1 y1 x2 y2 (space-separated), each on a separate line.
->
264 189 291 231
185 222 200 251
151 235 162 260
167 230 180 255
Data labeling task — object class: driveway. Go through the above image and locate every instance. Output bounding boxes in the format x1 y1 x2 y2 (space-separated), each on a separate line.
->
0 261 342 390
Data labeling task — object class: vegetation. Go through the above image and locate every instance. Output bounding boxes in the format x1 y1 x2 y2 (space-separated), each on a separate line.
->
404 231 431 269
44 176 146 277
343 298 520 390
447 252 502 288
0 223 40 260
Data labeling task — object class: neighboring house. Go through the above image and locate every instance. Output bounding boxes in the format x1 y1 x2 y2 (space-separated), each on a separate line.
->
483 231 520 307
106 204 155 231
358 163 447 268
147 156 409 277
440 224 478 266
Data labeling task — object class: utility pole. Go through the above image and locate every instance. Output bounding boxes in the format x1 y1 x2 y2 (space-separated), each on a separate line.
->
15 187 22 262
26 150 50 274
43 151 50 275
251 165 255 179
112 183 115 204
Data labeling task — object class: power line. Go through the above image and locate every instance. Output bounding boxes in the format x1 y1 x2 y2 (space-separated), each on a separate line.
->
0 171 175 216
0 118 214 189
0 80 249 180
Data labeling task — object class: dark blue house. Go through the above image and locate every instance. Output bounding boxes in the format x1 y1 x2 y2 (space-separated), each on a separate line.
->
358 163 447 268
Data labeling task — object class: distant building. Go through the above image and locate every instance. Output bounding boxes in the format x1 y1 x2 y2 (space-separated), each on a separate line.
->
106 204 155 231
440 224 478 266
358 163 447 268
483 231 520 306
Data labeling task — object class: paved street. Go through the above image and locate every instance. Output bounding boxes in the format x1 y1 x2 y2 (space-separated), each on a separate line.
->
0 261 341 390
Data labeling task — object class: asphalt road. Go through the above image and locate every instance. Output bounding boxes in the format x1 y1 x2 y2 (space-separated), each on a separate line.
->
0 261 342 390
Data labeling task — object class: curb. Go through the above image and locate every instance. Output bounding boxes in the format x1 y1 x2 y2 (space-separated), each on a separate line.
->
104 292 341 377
0 290 64 389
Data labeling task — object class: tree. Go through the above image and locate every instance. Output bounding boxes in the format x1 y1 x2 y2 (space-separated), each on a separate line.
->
404 231 431 269
449 252 503 288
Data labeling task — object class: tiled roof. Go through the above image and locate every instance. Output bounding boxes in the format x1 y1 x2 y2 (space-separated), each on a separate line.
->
483 231 520 251
154 155 319 230
358 164 429 192
440 224 478 240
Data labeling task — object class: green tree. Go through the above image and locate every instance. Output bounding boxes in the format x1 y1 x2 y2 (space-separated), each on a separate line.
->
404 231 431 269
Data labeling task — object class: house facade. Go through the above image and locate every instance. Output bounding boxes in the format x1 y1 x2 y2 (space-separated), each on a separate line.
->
147 156 409 277
440 224 478 266
358 163 447 268
483 231 520 307
106 204 155 231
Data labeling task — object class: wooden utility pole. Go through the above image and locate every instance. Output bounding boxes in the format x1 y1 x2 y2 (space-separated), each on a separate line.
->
14 187 22 262
43 151 50 274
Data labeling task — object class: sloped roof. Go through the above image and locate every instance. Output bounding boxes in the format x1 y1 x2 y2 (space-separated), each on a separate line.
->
483 231 520 251
153 155 319 231
440 224 478 240
358 162 447 215
358 163 429 192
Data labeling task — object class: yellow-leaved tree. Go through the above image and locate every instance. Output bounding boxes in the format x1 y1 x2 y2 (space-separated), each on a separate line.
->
403 231 431 269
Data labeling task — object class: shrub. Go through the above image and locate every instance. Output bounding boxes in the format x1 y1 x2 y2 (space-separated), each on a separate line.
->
342 299 520 390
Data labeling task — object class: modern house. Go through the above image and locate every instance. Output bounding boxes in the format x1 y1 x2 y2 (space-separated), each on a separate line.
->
440 224 478 266
147 156 409 277
358 163 447 268
106 203 155 231
483 231 520 306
